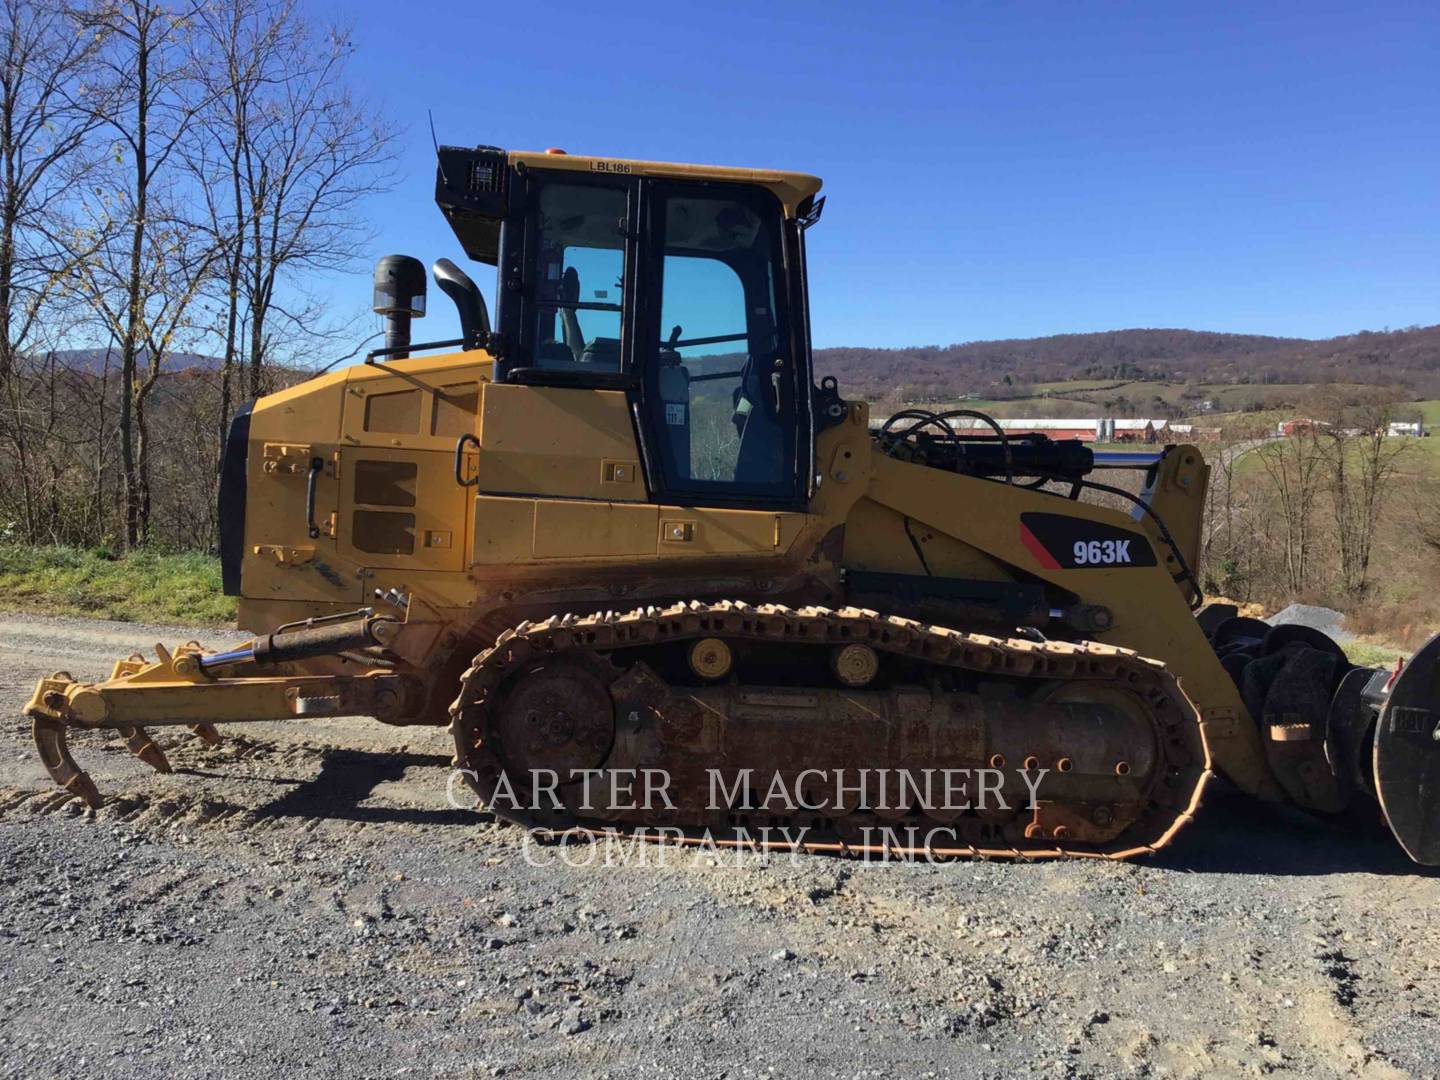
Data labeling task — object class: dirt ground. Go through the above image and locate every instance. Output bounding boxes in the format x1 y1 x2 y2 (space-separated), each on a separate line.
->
1 611 1438 1079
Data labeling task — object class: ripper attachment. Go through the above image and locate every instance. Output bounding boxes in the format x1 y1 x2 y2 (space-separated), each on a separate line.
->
24 609 411 809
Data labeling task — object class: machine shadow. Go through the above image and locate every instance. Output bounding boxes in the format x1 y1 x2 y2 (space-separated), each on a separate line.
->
1150 781 1438 878
233 749 487 827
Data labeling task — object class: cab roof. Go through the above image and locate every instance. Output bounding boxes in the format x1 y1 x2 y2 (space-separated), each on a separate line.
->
508 148 823 217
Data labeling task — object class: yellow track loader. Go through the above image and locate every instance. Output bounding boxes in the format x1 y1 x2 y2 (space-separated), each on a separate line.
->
26 145 1440 863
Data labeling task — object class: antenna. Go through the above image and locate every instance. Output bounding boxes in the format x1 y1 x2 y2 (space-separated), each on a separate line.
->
429 109 453 190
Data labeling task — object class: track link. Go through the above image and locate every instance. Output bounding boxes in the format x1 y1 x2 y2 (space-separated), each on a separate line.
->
449 601 1212 860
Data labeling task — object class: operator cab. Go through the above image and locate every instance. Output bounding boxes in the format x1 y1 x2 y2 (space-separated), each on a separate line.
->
435 145 826 509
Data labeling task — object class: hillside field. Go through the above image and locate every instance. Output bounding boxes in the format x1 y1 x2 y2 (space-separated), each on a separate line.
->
888 380 1345 421
818 324 1440 405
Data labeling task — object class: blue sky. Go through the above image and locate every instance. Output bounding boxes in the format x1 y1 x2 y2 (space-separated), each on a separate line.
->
324 0 1439 351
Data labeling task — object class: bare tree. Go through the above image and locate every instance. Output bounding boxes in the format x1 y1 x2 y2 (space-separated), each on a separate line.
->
189 0 394 417
1199 419 1268 596
185 0 286 467
0 0 104 541
1253 426 1324 595
1316 397 1410 596
0 0 398 553
67 0 221 548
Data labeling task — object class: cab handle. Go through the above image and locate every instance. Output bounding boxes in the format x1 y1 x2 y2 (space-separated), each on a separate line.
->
454 433 480 487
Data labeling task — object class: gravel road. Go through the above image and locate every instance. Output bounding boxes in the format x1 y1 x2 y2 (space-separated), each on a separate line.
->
1 612 1438 1079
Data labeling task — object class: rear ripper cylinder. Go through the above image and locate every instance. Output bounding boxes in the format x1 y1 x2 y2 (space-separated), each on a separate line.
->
198 614 398 671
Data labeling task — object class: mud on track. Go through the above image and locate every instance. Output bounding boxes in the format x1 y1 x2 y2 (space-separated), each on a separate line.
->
1 611 1438 1078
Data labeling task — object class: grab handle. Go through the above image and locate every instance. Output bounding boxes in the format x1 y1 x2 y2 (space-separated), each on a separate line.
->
454 433 480 487
304 457 323 538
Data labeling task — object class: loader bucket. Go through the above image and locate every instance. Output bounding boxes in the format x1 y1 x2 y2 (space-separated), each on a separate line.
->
1374 634 1440 865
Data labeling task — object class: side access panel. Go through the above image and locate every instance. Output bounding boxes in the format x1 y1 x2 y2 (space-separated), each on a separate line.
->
471 500 809 565
336 447 467 572
475 383 645 502
338 371 482 573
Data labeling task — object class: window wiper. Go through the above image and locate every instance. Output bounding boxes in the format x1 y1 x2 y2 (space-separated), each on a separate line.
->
670 332 747 349
546 300 622 313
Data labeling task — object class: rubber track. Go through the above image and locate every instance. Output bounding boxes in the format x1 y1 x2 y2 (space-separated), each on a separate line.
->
449 601 1212 860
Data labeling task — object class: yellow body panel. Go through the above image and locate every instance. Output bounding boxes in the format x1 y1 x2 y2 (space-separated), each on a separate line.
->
470 495 540 565
532 501 660 560
656 507 803 556
336 446 467 572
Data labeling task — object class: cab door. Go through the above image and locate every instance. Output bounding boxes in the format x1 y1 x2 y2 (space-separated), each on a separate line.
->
635 182 812 557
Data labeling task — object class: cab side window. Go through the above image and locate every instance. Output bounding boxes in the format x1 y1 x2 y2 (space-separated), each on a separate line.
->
649 189 792 497
531 183 625 370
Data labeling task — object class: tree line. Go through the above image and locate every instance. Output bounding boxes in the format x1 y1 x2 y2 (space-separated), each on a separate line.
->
1201 391 1429 636
0 0 395 551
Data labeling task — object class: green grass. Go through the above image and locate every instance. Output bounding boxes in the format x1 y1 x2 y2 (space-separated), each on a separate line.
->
1343 639 1407 668
1401 434 1440 470
1390 402 1440 470
0 545 234 625
1226 424 1438 485
1408 400 1440 427
1191 407 1289 427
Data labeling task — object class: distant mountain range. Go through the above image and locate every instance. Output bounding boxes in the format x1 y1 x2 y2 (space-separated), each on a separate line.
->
42 323 1440 400
47 348 223 375
815 325 1440 401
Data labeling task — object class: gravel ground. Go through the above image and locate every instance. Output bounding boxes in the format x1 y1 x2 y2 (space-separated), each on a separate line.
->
1 611 1438 1079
